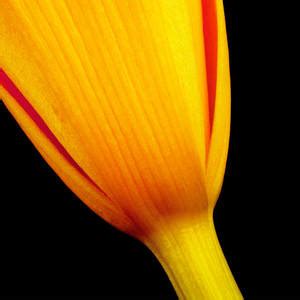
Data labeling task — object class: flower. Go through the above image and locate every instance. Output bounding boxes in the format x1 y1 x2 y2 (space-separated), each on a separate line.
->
0 1 242 298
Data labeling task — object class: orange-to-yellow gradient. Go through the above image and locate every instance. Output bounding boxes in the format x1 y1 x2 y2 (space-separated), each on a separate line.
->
0 1 242 299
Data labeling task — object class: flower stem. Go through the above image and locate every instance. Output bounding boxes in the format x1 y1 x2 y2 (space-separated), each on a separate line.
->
146 213 243 299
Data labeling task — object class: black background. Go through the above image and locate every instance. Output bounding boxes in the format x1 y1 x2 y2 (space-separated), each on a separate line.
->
0 1 297 299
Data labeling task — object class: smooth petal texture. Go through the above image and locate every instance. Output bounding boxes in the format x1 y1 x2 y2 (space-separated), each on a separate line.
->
0 0 230 232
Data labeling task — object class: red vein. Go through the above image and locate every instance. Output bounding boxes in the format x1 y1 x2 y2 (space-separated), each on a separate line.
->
202 0 218 131
0 68 108 197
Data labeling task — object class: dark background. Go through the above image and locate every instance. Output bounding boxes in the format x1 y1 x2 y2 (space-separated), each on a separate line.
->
0 1 297 299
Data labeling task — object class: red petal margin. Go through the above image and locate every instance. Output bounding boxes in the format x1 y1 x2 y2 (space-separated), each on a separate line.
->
202 0 218 131
0 68 108 197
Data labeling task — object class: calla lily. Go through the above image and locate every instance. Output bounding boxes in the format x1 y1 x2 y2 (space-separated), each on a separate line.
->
0 0 242 299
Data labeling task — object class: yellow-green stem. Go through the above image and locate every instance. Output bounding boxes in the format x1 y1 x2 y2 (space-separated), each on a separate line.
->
145 213 243 300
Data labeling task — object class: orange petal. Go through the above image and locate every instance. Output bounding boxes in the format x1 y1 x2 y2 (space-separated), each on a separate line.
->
0 0 212 235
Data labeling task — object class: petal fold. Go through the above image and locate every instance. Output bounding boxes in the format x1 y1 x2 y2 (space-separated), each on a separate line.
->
206 0 231 204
